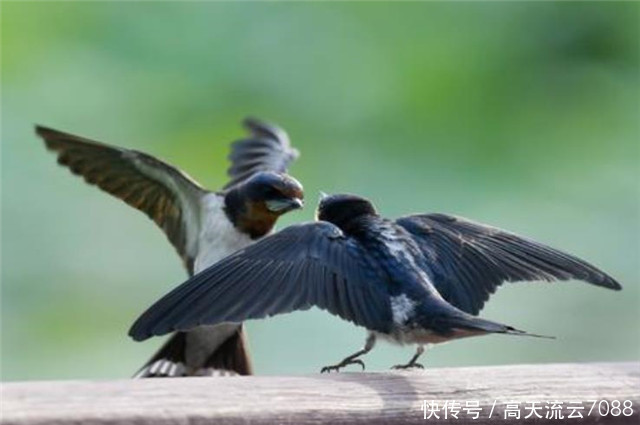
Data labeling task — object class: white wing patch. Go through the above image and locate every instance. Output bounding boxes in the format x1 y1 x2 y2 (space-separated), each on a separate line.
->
380 225 419 269
390 294 417 326
381 223 437 290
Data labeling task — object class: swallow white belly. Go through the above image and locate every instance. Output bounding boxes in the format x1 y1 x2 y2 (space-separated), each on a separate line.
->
378 327 486 346
185 324 241 368
184 193 255 366
194 193 253 273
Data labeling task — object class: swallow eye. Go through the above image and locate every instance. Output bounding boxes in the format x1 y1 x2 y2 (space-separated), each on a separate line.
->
264 187 282 199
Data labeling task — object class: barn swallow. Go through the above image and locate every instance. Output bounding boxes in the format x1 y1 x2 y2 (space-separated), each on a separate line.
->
129 193 620 372
36 118 304 377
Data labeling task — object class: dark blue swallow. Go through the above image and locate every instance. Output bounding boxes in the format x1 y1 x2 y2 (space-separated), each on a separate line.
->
129 193 621 372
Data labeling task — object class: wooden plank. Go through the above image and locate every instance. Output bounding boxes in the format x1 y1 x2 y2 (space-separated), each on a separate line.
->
2 362 638 424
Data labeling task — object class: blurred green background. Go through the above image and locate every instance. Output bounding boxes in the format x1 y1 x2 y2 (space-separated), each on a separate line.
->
2 2 638 382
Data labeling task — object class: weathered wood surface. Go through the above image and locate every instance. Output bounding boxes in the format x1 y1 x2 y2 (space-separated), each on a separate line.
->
1 362 638 424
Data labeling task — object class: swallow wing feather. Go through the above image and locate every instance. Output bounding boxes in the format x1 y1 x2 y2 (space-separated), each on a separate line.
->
36 125 208 272
129 222 392 341
223 117 299 190
396 213 621 315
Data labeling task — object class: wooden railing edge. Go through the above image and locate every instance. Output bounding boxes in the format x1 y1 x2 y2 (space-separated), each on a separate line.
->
2 361 639 424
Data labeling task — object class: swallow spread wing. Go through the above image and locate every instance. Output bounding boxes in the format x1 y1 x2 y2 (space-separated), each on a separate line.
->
224 117 299 190
129 193 620 372
129 222 392 341
396 213 621 315
37 125 207 272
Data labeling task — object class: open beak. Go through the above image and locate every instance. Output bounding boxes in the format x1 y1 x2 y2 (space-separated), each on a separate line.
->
266 197 304 213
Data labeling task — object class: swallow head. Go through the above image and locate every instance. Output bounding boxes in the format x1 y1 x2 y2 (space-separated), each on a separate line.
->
244 171 304 214
317 193 378 229
226 171 304 239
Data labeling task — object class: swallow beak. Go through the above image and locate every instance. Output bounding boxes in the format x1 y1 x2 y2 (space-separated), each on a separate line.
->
266 197 304 213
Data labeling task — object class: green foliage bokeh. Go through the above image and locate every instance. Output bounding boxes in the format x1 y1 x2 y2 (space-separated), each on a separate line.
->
1 2 638 381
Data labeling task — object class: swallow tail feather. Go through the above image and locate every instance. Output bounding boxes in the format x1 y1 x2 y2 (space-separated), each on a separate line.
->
446 314 555 340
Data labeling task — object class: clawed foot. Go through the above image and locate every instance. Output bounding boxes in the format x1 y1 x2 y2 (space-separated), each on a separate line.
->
321 358 366 373
391 362 424 370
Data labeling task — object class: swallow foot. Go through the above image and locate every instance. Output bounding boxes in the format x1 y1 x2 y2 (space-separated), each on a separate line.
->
320 358 366 373
391 345 426 370
391 362 424 370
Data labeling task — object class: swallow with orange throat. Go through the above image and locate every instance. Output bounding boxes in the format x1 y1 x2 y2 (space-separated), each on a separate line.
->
37 117 304 377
